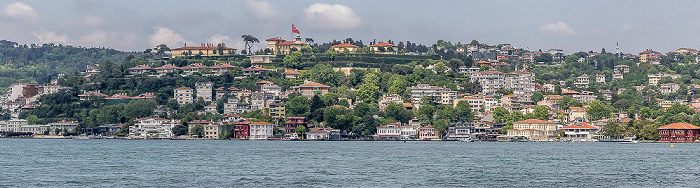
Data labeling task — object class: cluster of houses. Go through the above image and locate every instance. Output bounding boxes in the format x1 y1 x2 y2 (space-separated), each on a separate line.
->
1 81 65 117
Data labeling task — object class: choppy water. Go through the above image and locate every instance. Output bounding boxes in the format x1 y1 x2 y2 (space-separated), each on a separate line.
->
0 139 698 187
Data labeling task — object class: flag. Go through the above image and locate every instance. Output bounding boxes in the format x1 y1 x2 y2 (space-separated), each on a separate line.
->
292 24 300 34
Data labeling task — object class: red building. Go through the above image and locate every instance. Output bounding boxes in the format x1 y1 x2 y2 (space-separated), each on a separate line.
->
658 122 700 142
234 122 250 139
285 117 307 137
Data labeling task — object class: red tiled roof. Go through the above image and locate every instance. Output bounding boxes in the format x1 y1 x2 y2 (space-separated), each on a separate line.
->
172 46 235 50
514 119 555 124
284 69 301 74
658 122 700 130
277 41 308 46
129 65 152 70
155 64 180 70
78 91 108 97
183 63 208 68
266 37 285 41
297 82 330 88
242 66 271 71
210 63 236 68
331 43 359 48
370 41 397 47
563 122 600 130
175 87 192 90
473 71 503 74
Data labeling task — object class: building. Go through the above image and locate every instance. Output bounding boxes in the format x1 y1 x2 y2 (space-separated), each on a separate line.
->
575 74 589 88
470 71 535 102
0 119 28 132
418 125 439 140
155 64 181 75
660 83 680 94
250 55 276 64
507 119 557 141
49 120 79 135
562 122 601 140
293 81 330 98
596 74 605 83
409 84 455 104
268 101 285 120
454 95 498 112
129 65 152 75
447 123 473 140
613 73 624 80
306 129 331 140
242 66 273 76
203 122 223 139
400 120 420 140
249 121 274 140
171 43 236 58
78 91 108 101
284 69 301 79
376 122 402 140
261 83 282 96
330 43 359 53
195 82 213 102
369 41 398 54
182 63 209 74
209 63 237 74
174 87 194 105
378 94 404 111
234 122 250 139
129 118 175 138
613 65 629 73
265 35 309 55
658 122 700 143
648 74 681 85
284 117 307 137
639 49 661 63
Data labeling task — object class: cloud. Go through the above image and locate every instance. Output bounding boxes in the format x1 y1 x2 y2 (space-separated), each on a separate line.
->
207 34 246 50
539 22 575 36
303 3 361 30
149 26 186 48
620 23 638 32
243 0 280 20
3 2 39 21
33 28 69 44
79 31 108 46
81 15 103 27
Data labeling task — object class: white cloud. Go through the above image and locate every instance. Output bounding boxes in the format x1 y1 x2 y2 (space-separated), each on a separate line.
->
243 0 280 20
33 28 69 44
3 2 39 21
81 15 103 27
303 3 361 30
207 34 246 51
149 26 186 48
620 23 638 32
539 22 575 36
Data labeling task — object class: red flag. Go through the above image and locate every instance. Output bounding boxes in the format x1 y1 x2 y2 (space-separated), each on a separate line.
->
292 24 300 34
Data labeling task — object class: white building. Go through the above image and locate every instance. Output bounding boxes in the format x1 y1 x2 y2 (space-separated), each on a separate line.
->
196 82 213 102
562 122 601 140
249 122 274 140
506 119 557 141
129 118 178 138
174 87 194 105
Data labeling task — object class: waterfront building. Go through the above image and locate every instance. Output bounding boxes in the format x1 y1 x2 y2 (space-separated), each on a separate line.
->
234 122 250 139
249 122 274 140
658 122 700 143
507 119 557 141
285 117 307 137
174 87 194 105
400 122 420 140
376 122 402 140
49 120 79 135
0 119 28 132
305 129 331 140
419 125 439 140
562 122 601 140
129 118 176 138
203 122 223 139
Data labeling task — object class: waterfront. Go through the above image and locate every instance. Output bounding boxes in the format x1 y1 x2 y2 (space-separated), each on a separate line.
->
1 139 699 187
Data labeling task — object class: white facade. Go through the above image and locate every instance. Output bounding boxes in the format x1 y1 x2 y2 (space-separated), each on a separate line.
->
196 82 213 102
129 118 177 138
249 122 274 140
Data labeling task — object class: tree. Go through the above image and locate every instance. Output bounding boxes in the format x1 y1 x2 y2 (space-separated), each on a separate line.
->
639 107 652 119
534 105 549 120
666 103 694 116
493 107 510 123
602 121 626 139
241 35 259 55
283 51 303 69
192 124 204 138
388 76 409 95
323 106 354 130
154 44 171 58
173 124 188 136
354 102 371 118
586 100 611 121
325 49 337 61
287 96 310 117
500 121 513 134
305 38 314 44
455 101 474 122
295 125 306 139
634 120 659 140
531 91 544 103
433 119 450 138
385 102 412 124
447 59 463 72
433 61 447 73
303 64 342 87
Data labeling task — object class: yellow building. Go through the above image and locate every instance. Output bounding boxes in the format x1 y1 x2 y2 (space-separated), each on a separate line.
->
265 35 309 55
174 87 193 105
330 43 359 53
370 41 398 54
171 44 236 58
507 119 557 141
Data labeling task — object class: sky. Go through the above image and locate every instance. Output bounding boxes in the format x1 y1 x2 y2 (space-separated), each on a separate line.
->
2 0 700 54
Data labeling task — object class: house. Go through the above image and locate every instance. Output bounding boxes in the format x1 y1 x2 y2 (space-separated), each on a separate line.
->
562 122 601 140
187 120 212 136
171 43 236 58
129 118 175 138
507 119 557 141
284 69 301 79
648 74 681 85
293 81 330 98
447 122 473 140
614 65 629 73
639 49 661 63
419 125 439 140
155 64 180 75
330 43 359 53
224 97 244 114
575 74 589 88
306 129 331 140
209 63 237 74
249 121 274 140
0 119 28 132
129 65 152 75
658 122 700 142
204 103 217 114
568 107 587 122
195 82 213 102
268 101 285 120
376 122 402 140
234 122 250 139
369 41 398 54
203 122 223 139
400 121 420 140
596 74 605 83
181 63 209 74
265 36 309 55
222 114 244 123
174 87 194 105
49 120 79 135
261 83 282 96
659 83 680 94
378 94 404 111
78 91 108 101
613 73 624 80
250 55 276 64
242 66 272 76
285 117 307 137
409 84 456 104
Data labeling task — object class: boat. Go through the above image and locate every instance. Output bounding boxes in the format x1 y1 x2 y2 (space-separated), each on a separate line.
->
619 140 639 144
459 138 474 142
